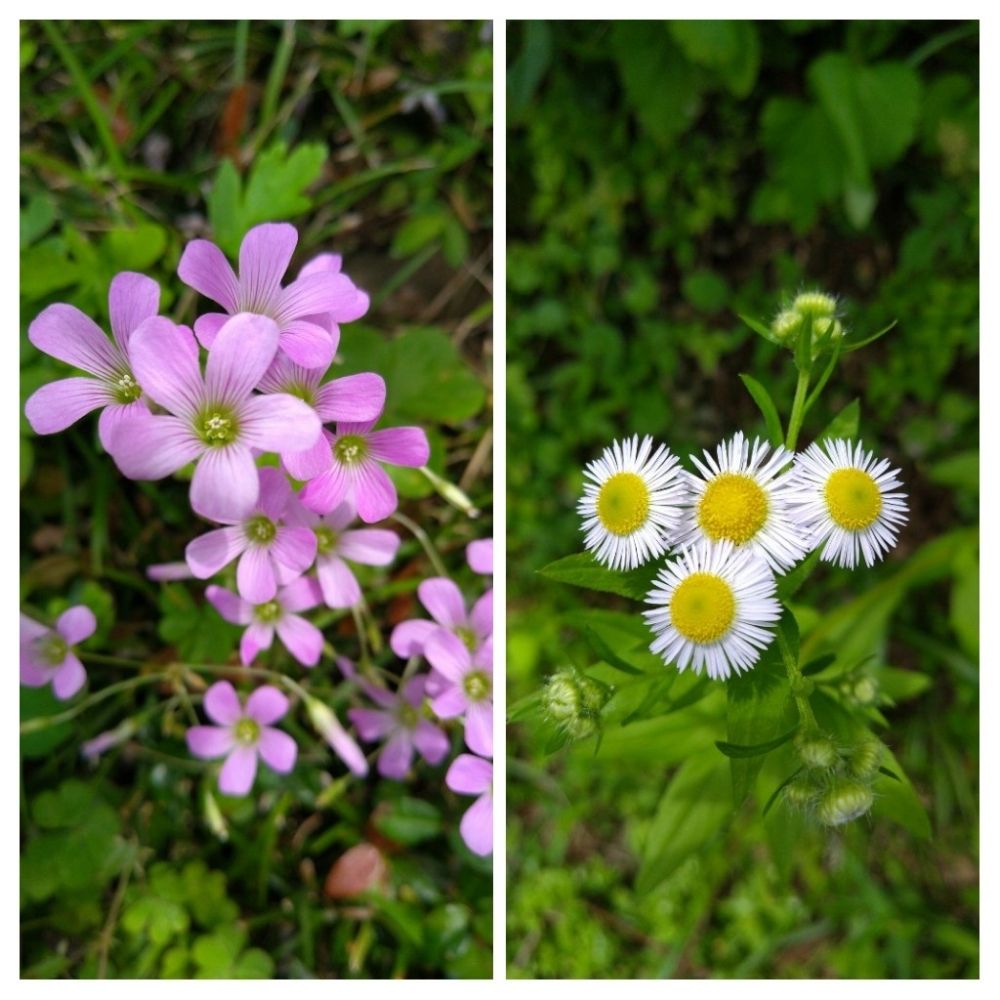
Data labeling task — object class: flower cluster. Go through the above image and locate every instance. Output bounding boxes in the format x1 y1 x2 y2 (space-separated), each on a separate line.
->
578 430 907 680
21 222 491 858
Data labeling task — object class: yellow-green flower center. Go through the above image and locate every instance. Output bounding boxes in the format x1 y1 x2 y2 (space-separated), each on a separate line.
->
112 370 142 404
314 525 339 554
196 407 239 447
397 702 419 729
463 670 491 702
234 718 260 744
670 572 736 644
824 467 882 531
39 634 69 666
255 600 282 624
596 472 649 536
246 515 276 544
697 473 768 544
455 626 478 651
333 434 368 466
286 383 316 407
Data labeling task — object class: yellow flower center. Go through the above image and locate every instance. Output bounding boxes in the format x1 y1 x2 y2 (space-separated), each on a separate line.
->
596 472 649 536
697 473 768 544
670 572 736 644
824 468 882 531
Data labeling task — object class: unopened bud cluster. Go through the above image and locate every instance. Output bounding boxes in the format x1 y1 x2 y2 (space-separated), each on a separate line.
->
542 667 611 740
772 290 845 359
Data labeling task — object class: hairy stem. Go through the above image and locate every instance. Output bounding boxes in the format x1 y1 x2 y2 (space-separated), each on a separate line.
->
785 368 812 452
776 624 817 730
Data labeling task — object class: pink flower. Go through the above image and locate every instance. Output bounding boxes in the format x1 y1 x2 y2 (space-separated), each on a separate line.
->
446 754 492 857
304 695 369 777
25 272 160 450
186 681 297 796
20 606 95 700
390 577 492 659
424 631 493 757
206 578 324 667
185 466 317 603
289 415 429 523
348 675 449 780
178 223 365 369
108 313 320 522
467 539 493 576
146 562 194 582
287 499 399 608
297 252 370 333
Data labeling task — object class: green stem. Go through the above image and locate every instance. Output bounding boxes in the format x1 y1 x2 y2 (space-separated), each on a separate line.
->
20 673 171 734
784 369 811 451
776 625 816 730
390 511 449 577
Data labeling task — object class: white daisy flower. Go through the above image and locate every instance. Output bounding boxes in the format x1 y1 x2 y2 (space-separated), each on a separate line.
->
673 431 808 571
785 438 908 569
578 435 686 571
643 541 781 680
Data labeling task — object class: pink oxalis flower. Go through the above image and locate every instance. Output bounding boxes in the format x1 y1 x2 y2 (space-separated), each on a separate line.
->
25 272 160 450
424 631 493 757
185 466 317 603
446 754 493 857
348 675 449 780
108 313 319 522
186 681 297 796
206 577 324 667
390 577 493 659
178 223 365 369
20 605 96 700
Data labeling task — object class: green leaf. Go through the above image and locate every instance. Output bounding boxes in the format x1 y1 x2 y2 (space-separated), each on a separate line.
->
582 626 644 675
538 552 659 601
508 21 552 117
815 398 860 444
669 20 760 97
949 542 978 658
739 373 783 445
776 548 822 601
715 727 797 759
871 747 931 839
158 585 242 664
738 312 781 345
801 653 836 677
843 319 897 353
20 685 74 758
681 269 730 312
927 450 978 494
20 194 56 248
374 797 442 845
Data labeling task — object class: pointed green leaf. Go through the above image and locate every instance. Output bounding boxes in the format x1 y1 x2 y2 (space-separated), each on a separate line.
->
739 373 784 445
715 727 798 759
815 398 860 444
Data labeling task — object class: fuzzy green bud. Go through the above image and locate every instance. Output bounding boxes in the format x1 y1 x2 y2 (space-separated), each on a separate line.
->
795 732 840 770
847 737 883 781
771 290 845 357
852 677 878 706
783 776 819 812
817 777 874 827
542 668 610 740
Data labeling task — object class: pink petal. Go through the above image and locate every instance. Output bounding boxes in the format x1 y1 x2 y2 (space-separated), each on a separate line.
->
467 539 493 575
29 303 121 379
283 429 333 481
367 427 430 468
186 526 247 578
419 578 468 630
300 464 350 515
205 313 280 404
178 239 239 312
256 465 292 519
473 636 493 671
147 561 194 582
298 252 342 278
271 526 317 575
240 622 274 665
56 605 97 645
402 675 429 707
425 630 471 683
279 574 322 613
460 793 492 856
316 556 361 608
238 223 297 311
203 680 243 725
338 528 399 566
194 312 230 349
378 732 414 780
330 282 370 323
205 585 253 625
412 720 450 765
276 613 323 667
315 372 386 424
389 619 437 658
464 701 493 757
20 614 48 644
108 413 203 480
20 659 50 688
258 726 297 773
278 320 335 369
237 545 278 604
98 399 149 453
186 725 235 759
25 377 112 436
128 317 204 419
446 754 493 795
108 271 160 352
276 271 348 321
326 724 369 777
241 393 321 452
348 707 395 742
52 655 87 700
353 460 397 523
245 685 289 725
219 746 258 796
470 589 493 640
190 445 260 521
322 499 356 531
431 686 468 719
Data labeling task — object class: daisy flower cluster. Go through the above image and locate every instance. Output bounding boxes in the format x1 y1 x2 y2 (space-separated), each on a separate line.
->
578 429 908 682
21 222 492 857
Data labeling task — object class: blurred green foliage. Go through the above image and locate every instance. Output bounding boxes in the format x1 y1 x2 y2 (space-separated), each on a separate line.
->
507 20 977 978
21 19 491 979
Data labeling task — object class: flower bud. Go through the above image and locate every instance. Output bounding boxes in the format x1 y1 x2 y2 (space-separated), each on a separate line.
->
791 290 838 319
305 695 369 777
817 777 874 827
771 290 845 357
783 775 819 812
795 732 839 770
847 737 883 780
542 668 609 740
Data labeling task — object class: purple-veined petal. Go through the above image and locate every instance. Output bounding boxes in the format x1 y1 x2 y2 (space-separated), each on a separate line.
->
240 393 321 452
25 377 112 436
240 622 274 666
378 732 414 780
258 726 297 773
271 526 317 575
56 605 97 645
178 239 239 312
418 578 468 630
245 685 289 725
470 589 493 641
238 223 297 313
128 317 204 419
338 528 399 566
29 303 121 379
278 320 335 369
203 680 243 725
316 556 361 609
283 429 332 481
473 635 494 671
425 629 471 682
205 584 252 625
389 619 437 658
300 464 351 515
276 613 323 667
108 271 160 352
331 284 369 323
236 545 278 604
193 312 230 350
467 539 493 575
298 252 342 278
109 413 203 480
279 574 322 613
190 445 259 521
446 753 493 795
218 746 258 796
459 793 492 856
353 460 397 523
276 271 347 322
256 465 291 519
52 655 87 700
348 708 395 743
464 700 493 757
205 313 280 405
186 725 235 759
186 526 247 579
412 720 450 765
431 685 468 720
315 373 386 424
98 399 149 453
367 426 430 468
